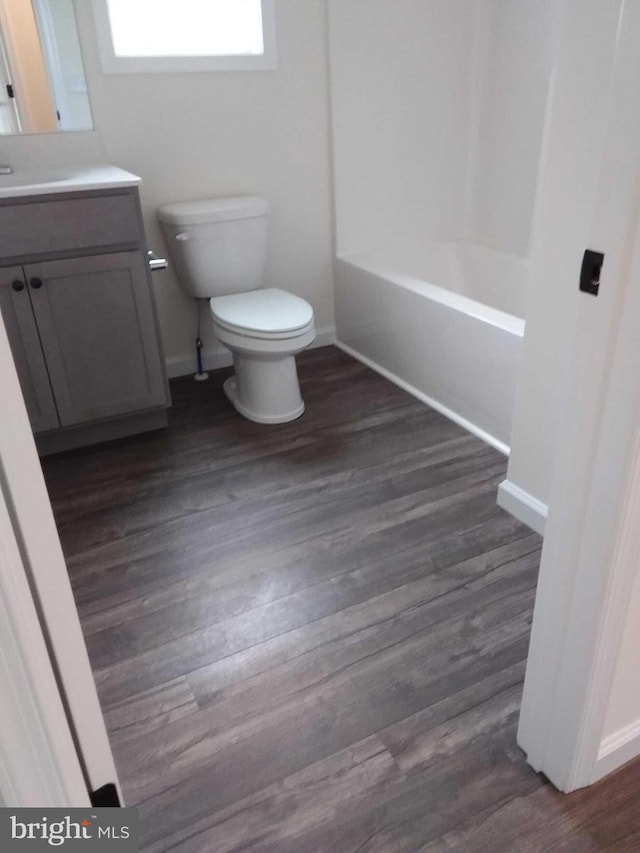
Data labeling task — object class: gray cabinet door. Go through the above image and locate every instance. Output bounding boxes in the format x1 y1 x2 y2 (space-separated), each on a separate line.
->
0 266 60 432
26 253 168 427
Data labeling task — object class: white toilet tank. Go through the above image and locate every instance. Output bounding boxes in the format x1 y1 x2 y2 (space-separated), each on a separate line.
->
157 196 269 299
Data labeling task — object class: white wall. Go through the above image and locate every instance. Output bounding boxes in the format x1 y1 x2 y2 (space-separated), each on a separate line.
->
328 0 477 256
604 568 640 737
0 0 335 370
466 0 562 257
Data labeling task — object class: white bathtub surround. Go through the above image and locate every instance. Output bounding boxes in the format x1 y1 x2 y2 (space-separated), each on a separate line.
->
361 237 529 318
327 1 475 257
466 0 564 257
327 0 560 261
328 0 563 504
497 480 548 536
335 239 526 453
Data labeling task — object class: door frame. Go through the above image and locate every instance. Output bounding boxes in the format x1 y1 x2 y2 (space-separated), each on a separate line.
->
517 0 640 790
0 21 20 133
0 309 121 805
31 0 68 129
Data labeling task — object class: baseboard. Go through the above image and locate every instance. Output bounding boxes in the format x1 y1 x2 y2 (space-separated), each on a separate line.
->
334 338 510 456
497 479 548 536
166 326 336 380
166 347 232 379
592 719 640 783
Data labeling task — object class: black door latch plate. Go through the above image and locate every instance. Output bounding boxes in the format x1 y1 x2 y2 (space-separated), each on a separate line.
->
580 249 604 296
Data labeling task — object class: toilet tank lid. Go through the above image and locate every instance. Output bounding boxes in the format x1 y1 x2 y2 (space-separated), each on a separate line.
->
158 196 270 226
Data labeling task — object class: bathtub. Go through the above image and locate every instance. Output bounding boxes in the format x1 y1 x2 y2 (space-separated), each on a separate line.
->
334 239 528 453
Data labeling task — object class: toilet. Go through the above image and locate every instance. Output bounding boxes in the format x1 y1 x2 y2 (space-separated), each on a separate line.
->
158 197 316 424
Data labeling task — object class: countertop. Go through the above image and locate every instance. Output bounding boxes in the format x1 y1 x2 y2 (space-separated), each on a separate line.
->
0 164 141 200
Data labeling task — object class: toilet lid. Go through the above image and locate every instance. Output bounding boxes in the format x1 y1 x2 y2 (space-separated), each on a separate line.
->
210 288 314 336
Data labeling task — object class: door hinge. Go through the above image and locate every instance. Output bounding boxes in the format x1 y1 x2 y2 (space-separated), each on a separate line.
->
89 783 121 807
6 83 14 99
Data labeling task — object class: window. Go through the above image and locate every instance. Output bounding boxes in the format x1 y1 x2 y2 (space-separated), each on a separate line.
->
91 0 277 73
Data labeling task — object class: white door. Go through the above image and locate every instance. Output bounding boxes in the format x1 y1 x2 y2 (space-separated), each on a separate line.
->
0 310 122 806
0 480 88 806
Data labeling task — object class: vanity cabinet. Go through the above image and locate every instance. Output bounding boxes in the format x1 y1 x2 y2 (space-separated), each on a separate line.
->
0 184 170 454
0 266 59 433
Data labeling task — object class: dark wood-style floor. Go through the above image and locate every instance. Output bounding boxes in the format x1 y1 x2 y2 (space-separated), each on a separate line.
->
42 347 640 852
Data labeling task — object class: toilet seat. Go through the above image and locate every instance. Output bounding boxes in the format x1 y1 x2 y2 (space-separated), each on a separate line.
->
210 288 314 340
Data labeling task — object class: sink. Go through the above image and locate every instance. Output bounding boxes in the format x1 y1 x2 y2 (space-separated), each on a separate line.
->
0 166 85 188
0 164 141 199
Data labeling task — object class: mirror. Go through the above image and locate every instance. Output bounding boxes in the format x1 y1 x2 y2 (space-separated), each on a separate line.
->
0 0 92 134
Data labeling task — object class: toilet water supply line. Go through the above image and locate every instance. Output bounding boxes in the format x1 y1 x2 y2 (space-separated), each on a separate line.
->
194 299 209 382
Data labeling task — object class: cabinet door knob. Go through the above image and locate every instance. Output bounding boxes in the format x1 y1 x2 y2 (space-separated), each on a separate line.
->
11 280 24 292
30 277 43 289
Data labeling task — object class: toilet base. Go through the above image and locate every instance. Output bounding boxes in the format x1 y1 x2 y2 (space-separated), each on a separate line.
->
214 319 315 425
223 352 305 424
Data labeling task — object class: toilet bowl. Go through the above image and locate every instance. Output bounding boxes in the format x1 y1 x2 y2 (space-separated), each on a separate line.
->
210 288 315 423
157 196 316 424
